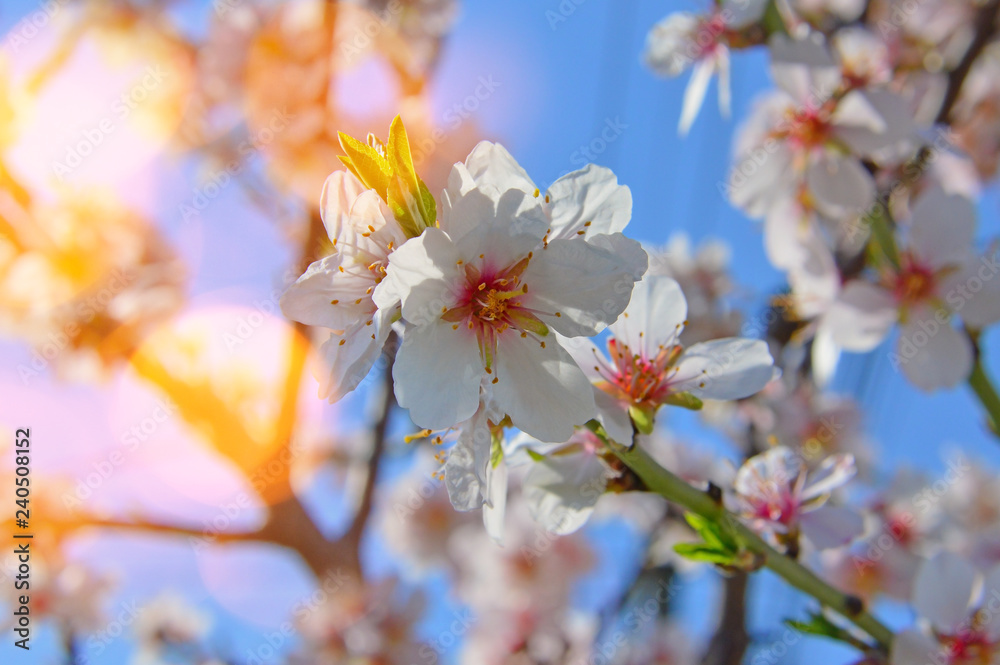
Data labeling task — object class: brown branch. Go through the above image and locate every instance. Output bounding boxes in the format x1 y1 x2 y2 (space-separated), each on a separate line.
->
63 517 261 544
342 333 397 555
934 0 1000 125
701 572 751 665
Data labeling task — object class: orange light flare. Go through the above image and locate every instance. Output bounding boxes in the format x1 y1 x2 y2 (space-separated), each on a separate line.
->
117 304 329 511
1 7 195 202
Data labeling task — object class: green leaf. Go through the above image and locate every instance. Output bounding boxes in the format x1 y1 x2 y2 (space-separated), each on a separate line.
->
785 613 867 649
673 511 751 568
673 544 743 565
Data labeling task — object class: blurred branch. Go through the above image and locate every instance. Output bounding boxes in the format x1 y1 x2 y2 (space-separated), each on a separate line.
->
968 331 1000 438
934 0 1000 125
343 334 397 555
700 572 750 665
67 516 261 543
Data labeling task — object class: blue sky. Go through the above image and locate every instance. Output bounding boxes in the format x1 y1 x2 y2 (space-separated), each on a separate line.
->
2 0 1000 663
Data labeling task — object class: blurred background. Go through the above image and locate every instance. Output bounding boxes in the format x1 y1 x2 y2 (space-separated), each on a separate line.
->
0 0 998 664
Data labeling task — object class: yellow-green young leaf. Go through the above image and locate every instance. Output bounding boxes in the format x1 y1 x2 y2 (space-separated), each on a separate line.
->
418 179 437 229
387 174 424 238
387 115 435 230
338 131 392 198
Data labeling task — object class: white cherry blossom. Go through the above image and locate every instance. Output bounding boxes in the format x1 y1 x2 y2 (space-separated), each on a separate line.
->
644 1 768 135
280 170 407 402
732 446 863 550
892 552 1000 665
564 274 776 444
819 188 1000 390
375 152 646 443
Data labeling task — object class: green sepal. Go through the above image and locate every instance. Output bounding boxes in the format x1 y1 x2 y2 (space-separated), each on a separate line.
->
662 392 703 411
525 448 546 463
629 404 656 434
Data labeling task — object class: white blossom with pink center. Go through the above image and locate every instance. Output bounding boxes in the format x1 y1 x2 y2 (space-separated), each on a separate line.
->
280 170 408 402
819 188 1000 391
645 0 768 135
374 152 646 443
564 274 776 444
892 552 1000 665
732 446 863 550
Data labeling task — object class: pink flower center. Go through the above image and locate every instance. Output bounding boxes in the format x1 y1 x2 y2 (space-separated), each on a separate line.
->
595 338 683 408
892 255 937 306
442 253 549 371
779 105 833 151
750 487 800 526
693 13 727 59
940 629 997 665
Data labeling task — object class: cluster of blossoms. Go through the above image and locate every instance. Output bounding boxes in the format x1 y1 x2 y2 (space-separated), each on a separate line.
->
281 116 782 541
646 0 1000 394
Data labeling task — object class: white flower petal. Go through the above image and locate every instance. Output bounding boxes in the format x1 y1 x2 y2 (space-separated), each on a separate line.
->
820 281 897 351
800 505 864 550
910 188 976 269
493 333 596 442
594 387 633 445
525 234 647 338
912 552 978 633
315 309 391 402
802 453 856 500
769 34 839 103
444 423 486 511
805 153 876 219
545 165 632 240
898 315 973 391
729 143 795 218
483 460 508 544
461 141 537 195
673 338 776 400
723 0 768 28
376 227 462 324
281 255 370 332
393 320 483 430
319 170 367 239
890 630 941 665
524 451 609 535
680 58 716 136
608 274 687 354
